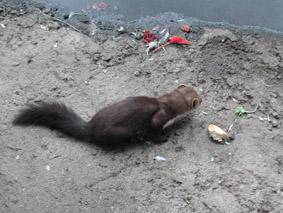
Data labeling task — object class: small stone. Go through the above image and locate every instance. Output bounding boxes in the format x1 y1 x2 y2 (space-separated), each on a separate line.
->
271 92 278 98
272 120 280 128
102 55 111 62
277 74 282 80
11 62 20 67
175 146 185 152
117 26 126 34
134 71 141 76
48 22 60 30
271 112 279 119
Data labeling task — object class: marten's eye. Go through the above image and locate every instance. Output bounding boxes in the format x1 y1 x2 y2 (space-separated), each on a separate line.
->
192 98 200 108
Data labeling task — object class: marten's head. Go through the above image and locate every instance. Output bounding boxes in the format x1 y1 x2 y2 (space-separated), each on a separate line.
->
176 84 202 110
158 85 202 115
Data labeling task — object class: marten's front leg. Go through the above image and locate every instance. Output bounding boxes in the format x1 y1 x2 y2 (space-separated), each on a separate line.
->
150 108 172 143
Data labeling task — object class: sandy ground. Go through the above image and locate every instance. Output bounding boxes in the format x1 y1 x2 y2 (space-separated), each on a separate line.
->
0 7 283 213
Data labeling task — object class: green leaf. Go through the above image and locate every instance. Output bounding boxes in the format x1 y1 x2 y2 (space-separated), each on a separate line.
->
235 106 247 117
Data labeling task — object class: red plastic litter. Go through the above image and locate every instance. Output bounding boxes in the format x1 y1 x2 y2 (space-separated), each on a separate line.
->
181 24 190 33
143 30 158 44
168 36 192 45
93 2 109 10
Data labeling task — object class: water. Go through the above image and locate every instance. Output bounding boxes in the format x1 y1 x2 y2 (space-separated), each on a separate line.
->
44 0 283 33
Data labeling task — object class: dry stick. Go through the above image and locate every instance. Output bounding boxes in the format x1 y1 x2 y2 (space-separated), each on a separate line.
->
41 12 82 34
50 17 82 33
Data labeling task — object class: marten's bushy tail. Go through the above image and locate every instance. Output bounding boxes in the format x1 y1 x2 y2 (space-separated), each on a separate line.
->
13 102 90 141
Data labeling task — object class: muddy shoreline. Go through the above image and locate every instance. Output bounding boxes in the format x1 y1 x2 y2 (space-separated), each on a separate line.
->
0 2 283 213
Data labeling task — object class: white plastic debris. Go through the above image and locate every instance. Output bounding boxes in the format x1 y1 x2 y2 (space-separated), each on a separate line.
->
154 156 167 162
46 165 50 171
146 40 158 55
15 155 20 160
0 23 6 28
40 25 48 30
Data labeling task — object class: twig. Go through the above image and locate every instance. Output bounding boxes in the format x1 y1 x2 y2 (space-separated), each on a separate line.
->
227 117 238 132
5 145 22 151
41 13 82 34
183 198 191 205
245 104 259 114
51 17 82 33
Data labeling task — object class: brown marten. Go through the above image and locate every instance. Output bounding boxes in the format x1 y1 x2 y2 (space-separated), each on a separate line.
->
13 85 201 147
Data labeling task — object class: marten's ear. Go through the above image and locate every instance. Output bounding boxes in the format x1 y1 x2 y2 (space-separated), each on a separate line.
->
192 98 200 108
177 84 187 89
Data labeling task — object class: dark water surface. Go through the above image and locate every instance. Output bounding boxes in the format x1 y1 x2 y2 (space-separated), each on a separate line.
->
44 0 283 33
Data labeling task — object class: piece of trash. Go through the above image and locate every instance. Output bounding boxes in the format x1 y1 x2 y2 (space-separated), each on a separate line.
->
258 116 268 121
154 156 167 161
40 25 47 30
159 28 166 35
208 124 233 143
93 2 108 10
68 11 76 19
143 30 158 44
168 36 192 45
0 23 6 28
181 24 190 33
15 155 20 160
146 40 158 55
117 26 126 34
158 31 170 45
210 156 215 162
53 42 58 48
232 97 238 103
130 31 143 40
46 165 50 171
201 111 208 115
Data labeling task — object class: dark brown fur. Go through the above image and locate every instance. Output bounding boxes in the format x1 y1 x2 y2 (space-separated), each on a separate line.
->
13 85 201 147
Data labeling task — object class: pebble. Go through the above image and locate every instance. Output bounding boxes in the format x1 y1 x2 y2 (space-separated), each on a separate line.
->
271 112 279 119
11 62 20 67
272 120 280 128
271 92 278 98
134 70 141 76
48 22 60 30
